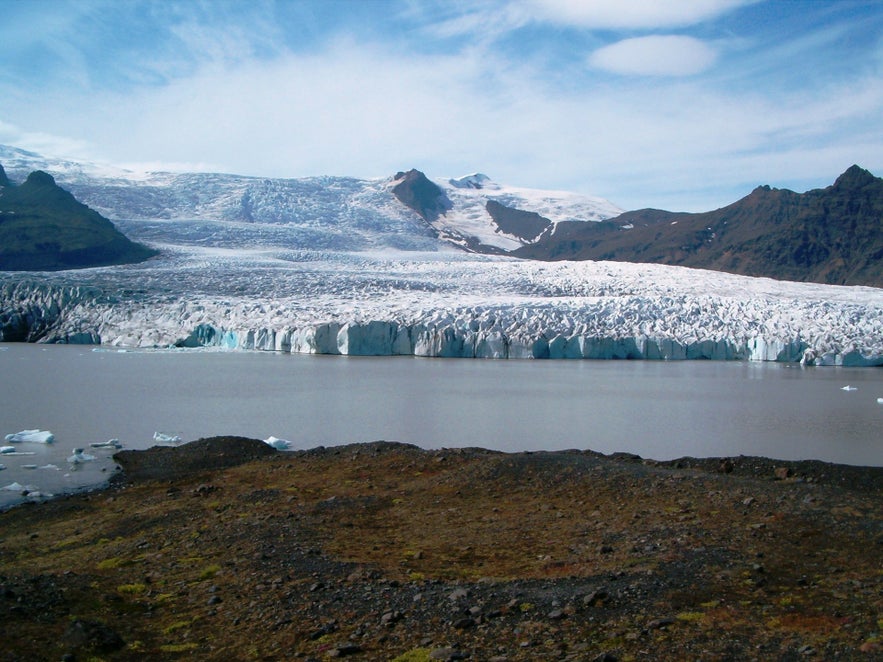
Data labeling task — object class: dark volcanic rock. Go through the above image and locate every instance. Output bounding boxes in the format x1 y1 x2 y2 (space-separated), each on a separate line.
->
392 169 452 222
485 199 552 242
113 436 277 483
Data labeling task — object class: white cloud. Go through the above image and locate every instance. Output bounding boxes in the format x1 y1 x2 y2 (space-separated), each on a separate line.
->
2 20 881 212
0 120 92 160
522 0 757 29
589 35 718 76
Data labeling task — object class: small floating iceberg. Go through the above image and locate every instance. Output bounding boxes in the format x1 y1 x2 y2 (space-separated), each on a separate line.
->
153 432 182 445
263 436 292 450
2 482 29 492
877 398 883 404
4 429 55 443
90 439 123 449
0 446 35 456
67 448 96 464
840 385 857 391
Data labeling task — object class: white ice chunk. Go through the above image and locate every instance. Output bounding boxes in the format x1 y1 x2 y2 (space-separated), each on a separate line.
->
90 439 123 449
877 398 883 404
2 482 27 491
4 429 55 443
0 446 16 454
153 432 182 444
263 436 291 450
67 448 96 464
840 385 857 391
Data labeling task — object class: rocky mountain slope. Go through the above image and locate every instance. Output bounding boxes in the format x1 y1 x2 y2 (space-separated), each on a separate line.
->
0 166 157 271
516 166 883 287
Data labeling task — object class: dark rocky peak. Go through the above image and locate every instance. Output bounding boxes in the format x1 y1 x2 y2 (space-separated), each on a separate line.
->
832 164 878 191
392 169 451 222
23 170 58 188
0 163 10 188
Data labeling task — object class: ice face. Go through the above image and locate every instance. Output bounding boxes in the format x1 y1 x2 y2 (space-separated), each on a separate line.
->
1 248 882 365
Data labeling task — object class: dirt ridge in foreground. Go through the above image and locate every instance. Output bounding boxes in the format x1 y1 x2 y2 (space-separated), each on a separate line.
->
1 437 881 661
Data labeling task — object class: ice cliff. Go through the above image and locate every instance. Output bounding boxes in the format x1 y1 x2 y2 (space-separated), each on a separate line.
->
2 249 881 366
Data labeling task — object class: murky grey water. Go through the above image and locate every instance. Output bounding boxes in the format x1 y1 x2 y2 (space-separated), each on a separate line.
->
1 343 881 507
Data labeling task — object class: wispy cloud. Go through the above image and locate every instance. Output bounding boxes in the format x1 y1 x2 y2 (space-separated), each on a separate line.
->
521 0 758 29
589 35 718 76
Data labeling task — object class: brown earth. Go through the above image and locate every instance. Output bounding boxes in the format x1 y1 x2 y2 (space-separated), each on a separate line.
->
1 437 881 661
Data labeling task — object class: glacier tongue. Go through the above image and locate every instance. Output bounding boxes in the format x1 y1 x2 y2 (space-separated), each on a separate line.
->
2 248 881 366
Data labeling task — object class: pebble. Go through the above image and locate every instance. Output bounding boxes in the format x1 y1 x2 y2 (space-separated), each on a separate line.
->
430 648 467 660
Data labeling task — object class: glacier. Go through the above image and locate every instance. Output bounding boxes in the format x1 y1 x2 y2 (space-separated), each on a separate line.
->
1 244 881 365
1 144 882 365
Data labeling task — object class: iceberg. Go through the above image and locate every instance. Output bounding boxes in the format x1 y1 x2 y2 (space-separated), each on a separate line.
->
90 438 123 449
263 436 291 450
840 385 857 391
153 432 182 444
0 446 16 454
2 482 27 491
67 448 96 464
4 429 55 443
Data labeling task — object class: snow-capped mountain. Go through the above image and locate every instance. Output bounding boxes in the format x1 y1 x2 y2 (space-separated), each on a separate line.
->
401 170 623 252
0 145 622 254
1 144 881 365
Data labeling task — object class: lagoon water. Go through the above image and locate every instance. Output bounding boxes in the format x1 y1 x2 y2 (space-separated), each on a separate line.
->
1 343 881 506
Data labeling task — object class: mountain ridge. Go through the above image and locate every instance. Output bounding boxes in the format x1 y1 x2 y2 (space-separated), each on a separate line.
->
0 168 157 271
1 145 879 286
515 165 883 287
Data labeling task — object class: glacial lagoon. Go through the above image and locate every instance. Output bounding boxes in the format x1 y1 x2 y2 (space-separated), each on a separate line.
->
1 343 881 507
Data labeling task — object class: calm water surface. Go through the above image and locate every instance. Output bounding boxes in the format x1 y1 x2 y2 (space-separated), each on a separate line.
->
1 343 881 506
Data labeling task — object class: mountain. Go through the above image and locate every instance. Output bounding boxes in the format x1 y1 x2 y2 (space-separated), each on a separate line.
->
391 169 622 253
0 168 158 271
515 166 883 287
0 145 622 255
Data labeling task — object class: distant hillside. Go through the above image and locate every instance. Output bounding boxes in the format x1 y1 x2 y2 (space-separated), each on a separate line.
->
0 167 157 271
515 165 883 287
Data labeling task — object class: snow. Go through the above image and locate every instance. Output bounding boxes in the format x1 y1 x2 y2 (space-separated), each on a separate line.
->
435 173 624 251
4 430 55 443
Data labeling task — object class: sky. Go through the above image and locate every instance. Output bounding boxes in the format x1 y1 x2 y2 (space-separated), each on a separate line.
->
1 0 882 212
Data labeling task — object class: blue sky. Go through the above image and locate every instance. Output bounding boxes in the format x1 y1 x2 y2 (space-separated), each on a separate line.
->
1 0 881 211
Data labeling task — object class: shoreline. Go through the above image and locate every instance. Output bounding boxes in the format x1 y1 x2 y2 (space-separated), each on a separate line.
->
3 437 883 513
2 437 881 659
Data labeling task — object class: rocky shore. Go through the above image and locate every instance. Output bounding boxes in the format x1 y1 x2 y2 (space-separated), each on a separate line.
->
1 438 881 660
